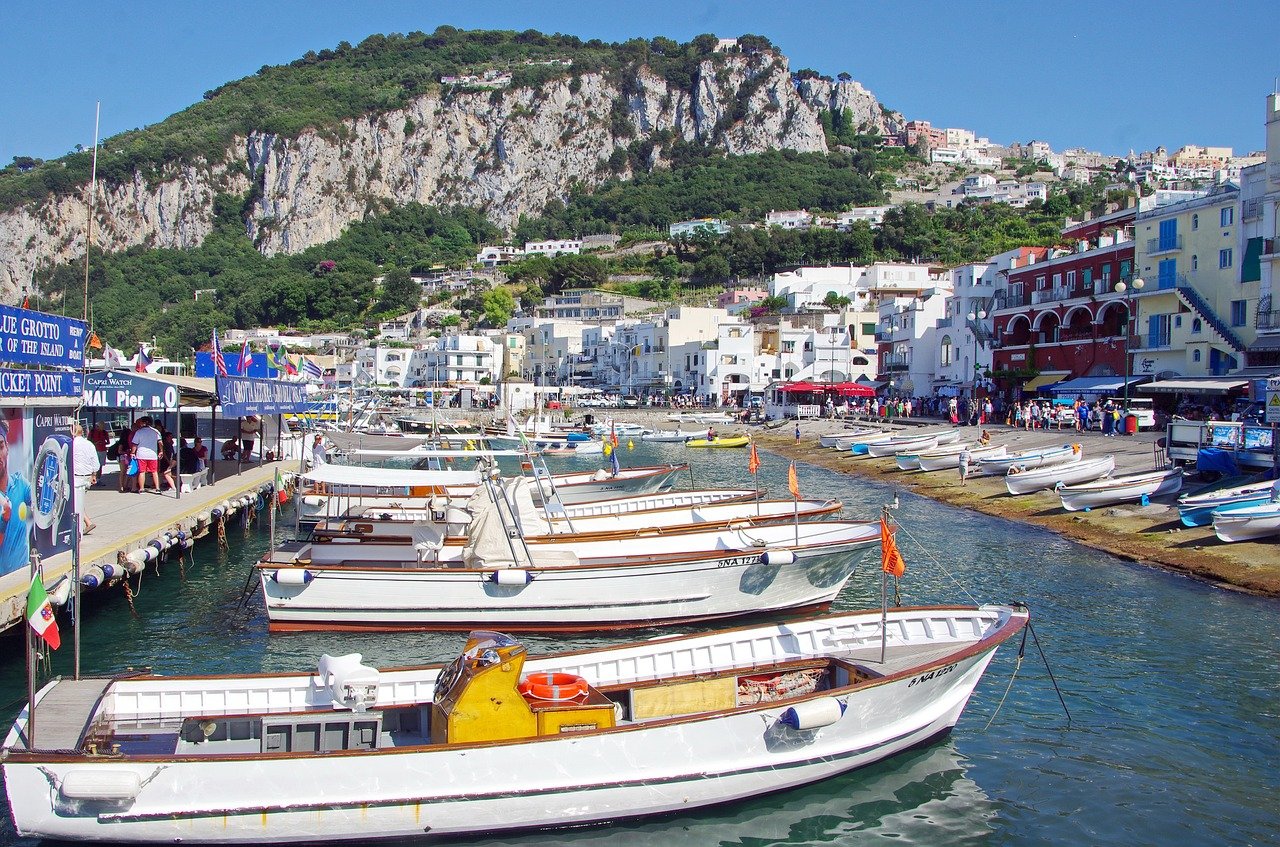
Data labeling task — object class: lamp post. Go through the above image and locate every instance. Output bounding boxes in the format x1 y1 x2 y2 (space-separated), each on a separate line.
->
1113 277 1145 431
967 309 988 403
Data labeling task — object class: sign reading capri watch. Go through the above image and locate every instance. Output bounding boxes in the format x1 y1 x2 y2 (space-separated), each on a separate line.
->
32 434 71 547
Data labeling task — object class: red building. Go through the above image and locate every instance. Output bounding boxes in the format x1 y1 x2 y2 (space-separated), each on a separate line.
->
991 208 1139 395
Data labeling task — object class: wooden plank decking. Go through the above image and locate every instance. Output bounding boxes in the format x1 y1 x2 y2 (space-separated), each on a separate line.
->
13 677 113 752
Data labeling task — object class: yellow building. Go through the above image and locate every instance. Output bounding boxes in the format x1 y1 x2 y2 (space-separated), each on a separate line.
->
1131 184 1254 378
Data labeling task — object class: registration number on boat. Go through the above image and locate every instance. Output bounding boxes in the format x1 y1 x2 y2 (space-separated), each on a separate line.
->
907 662 958 687
715 555 762 568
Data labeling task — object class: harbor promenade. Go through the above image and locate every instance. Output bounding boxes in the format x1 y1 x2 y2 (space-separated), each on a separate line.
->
0 458 297 633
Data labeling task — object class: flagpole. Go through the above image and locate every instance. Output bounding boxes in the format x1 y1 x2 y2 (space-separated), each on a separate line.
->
880 506 889 664
82 101 100 323
26 550 38 747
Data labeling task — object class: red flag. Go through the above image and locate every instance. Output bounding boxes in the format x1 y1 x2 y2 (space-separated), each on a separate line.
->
610 423 618 448
20 296 29 309
748 441 760 474
787 461 800 499
880 516 906 578
86 331 103 350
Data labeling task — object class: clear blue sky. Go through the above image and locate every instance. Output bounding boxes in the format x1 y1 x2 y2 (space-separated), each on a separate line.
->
3 0 1276 166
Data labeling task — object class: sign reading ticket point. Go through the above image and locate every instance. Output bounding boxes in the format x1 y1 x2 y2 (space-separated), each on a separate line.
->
216 375 308 417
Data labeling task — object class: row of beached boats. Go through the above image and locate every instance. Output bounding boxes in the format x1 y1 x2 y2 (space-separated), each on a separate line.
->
3 444 1028 844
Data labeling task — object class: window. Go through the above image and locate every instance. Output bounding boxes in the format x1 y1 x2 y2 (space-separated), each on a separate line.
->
940 335 953 366
1157 258 1177 289
1036 275 1047 290
1192 213 1199 230
1193 349 1201 363
1174 315 1182 328
861 322 876 336
1219 249 1233 269
1231 300 1246 327
1192 255 1198 271
782 341 795 353
1220 207 1234 227
1066 270 1076 290
1192 318 1202 333
1157 219 1178 251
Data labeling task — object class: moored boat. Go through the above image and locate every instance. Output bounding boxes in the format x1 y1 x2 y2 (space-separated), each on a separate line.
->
685 435 750 448
865 433 938 458
642 429 703 443
977 444 1078 476
1057 467 1184 511
1006 454 1113 496
0 605 1028 844
914 442 1007 473
1211 500 1280 542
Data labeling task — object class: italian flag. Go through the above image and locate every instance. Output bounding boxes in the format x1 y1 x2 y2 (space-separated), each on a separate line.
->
26 576 60 650
275 469 289 506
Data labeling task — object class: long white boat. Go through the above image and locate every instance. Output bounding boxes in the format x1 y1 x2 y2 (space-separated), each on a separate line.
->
819 427 878 448
1056 467 1184 511
1 605 1027 844
259 516 882 631
641 429 704 443
917 443 1007 473
1211 501 1280 542
866 433 939 458
1006 454 1114 496
849 432 897 455
1177 478 1276 527
977 443 1078 476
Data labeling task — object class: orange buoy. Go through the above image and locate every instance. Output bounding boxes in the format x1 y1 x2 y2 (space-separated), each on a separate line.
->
519 672 588 701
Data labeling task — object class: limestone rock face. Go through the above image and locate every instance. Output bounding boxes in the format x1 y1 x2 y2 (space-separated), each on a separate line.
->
0 52 900 297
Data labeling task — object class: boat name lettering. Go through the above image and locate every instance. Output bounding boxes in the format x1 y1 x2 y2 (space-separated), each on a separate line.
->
716 555 762 568
907 662 958 687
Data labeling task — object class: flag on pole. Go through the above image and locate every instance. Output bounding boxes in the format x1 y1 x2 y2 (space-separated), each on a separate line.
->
787 461 800 499
748 441 760 474
103 344 125 369
610 422 618 448
20 296 29 309
609 442 621 475
239 340 253 375
880 516 906 578
86 331 103 350
135 345 152 373
26 576 60 650
275 468 289 506
211 329 228 376
302 357 322 380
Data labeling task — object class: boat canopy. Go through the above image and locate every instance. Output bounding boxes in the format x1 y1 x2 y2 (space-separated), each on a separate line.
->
302 465 483 487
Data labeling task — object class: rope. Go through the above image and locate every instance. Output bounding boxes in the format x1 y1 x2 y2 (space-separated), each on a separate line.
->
216 515 227 550
889 518 982 606
122 572 139 616
984 624 1027 730
1028 619 1072 727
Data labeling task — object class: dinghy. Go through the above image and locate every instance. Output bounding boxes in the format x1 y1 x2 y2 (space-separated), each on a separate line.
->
1212 500 1280 542
1006 454 1114 496
865 433 938 458
1176 479 1276 527
1057 467 1184 511
978 443 1079 476
915 443 1007 473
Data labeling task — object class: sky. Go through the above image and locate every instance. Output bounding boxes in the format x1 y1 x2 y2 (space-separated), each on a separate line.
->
2 0 1277 167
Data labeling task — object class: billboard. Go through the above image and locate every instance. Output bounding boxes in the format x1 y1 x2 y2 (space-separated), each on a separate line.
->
0 407 77 578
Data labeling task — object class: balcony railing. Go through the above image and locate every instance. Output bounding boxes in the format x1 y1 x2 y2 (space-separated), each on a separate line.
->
1147 235 1184 255
1256 309 1280 331
1130 332 1171 350
1032 287 1073 305
882 354 911 371
936 316 953 328
874 331 893 342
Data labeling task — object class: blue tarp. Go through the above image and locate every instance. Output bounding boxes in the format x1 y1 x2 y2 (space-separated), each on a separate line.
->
1048 375 1149 395
1196 447 1239 476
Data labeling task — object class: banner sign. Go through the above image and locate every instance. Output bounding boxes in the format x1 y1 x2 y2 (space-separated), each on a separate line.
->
0 305 86 369
216 376 307 416
0 368 82 398
83 371 181 411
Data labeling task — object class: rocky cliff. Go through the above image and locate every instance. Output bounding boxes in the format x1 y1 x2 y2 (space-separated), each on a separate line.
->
0 51 900 298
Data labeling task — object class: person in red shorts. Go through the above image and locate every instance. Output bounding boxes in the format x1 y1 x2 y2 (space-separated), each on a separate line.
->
130 416 162 494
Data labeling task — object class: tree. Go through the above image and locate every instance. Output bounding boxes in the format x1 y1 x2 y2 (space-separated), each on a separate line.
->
822 291 851 310
481 287 516 328
377 266 421 315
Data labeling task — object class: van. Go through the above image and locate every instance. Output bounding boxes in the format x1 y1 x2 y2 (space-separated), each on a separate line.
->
621 395 640 408
1122 397 1156 430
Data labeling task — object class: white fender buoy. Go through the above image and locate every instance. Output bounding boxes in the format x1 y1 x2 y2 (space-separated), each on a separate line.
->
489 569 534 586
124 550 148 573
761 549 796 566
101 562 127 580
80 565 105 589
779 697 846 730
271 569 313 586
303 495 325 507
48 577 72 606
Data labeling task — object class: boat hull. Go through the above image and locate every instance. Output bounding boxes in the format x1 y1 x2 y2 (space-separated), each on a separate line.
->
2 606 1025 844
1005 455 1113 496
866 435 937 458
917 445 1006 473
1058 468 1184 511
1212 502 1280 542
1177 483 1275 527
977 445 1076 476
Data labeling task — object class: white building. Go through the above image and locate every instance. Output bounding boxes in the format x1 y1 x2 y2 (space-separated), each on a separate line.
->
523 239 582 257
476 245 524 267
669 218 731 239
835 206 892 229
929 147 962 164
422 334 502 387
764 209 814 230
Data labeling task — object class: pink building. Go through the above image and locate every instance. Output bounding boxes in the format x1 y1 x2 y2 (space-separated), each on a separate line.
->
717 288 768 310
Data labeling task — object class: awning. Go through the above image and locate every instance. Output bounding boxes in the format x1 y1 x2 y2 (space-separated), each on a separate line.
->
1048 375 1150 395
1245 334 1280 352
1138 377 1250 395
1022 371 1071 392
778 381 875 397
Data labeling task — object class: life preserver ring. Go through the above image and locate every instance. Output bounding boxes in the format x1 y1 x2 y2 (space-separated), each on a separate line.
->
519 672 588 701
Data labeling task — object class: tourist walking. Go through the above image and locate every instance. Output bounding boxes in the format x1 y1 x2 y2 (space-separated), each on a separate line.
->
70 423 99 536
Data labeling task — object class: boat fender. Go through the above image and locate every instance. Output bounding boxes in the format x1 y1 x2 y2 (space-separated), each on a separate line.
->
58 770 142 801
195 512 210 525
147 538 165 557
1072 443 1082 453
80 565 105 589
210 506 224 521
490 569 534 586
761 548 796 566
102 561 129 581
125 550 148 572
47 576 72 606
272 569 314 586
181 537 194 550
1141 494 1150 507
779 697 846 730
519 672 588 701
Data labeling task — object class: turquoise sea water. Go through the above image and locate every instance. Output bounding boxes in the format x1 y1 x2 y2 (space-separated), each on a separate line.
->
1 442 1277 846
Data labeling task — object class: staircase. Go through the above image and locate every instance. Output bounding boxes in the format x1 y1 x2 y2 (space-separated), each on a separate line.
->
1175 286 1245 352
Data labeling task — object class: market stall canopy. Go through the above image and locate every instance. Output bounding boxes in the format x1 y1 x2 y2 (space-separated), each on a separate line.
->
778 381 876 397
1022 371 1072 392
1138 377 1250 395
1048 375 1150 395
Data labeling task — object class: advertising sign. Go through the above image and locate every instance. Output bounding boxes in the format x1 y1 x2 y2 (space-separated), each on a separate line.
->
0 408 76 577
216 376 307 417
0 305 86 369
0 368 82 399
1266 378 1280 424
83 371 181 411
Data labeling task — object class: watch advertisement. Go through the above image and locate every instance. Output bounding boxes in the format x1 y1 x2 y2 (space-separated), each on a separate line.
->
0 407 76 578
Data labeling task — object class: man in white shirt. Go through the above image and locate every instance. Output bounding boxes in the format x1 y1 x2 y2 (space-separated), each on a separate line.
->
70 422 101 534
311 434 328 467
130 417 162 494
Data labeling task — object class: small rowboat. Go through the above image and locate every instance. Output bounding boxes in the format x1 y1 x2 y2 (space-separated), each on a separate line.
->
1212 500 1280 542
1177 479 1276 527
978 444 1078 476
849 433 896 455
1006 454 1113 496
918 442 1007 472
820 427 878 449
641 429 703 443
865 433 938 458
685 435 750 448
1057 467 1184 511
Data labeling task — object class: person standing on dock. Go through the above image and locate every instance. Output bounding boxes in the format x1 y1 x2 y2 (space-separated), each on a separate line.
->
70 423 100 536
958 446 972 486
130 417 162 494
239 415 261 462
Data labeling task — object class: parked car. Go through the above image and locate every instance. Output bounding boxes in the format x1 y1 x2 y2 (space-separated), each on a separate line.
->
621 394 640 408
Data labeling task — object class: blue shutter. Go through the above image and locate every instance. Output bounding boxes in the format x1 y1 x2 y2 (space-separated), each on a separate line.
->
1158 219 1178 251
1147 315 1160 347
1158 259 1177 289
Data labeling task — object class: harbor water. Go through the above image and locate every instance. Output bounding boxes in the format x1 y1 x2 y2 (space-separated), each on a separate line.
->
1 442 1277 846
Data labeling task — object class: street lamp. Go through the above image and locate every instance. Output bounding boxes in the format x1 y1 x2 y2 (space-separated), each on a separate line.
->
1113 277 1145 429
967 309 988 402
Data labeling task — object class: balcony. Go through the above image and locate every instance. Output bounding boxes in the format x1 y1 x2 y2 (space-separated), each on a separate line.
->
1262 238 1278 259
1032 287 1073 305
936 316 953 328
874 331 893 342
1130 332 1171 351
882 353 911 372
1256 309 1280 331
1146 236 1183 256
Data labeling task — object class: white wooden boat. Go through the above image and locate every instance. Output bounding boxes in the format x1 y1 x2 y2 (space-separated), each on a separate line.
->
1 605 1027 844
1177 479 1276 527
849 433 896 454
642 429 703 443
820 427 877 448
666 411 734 424
1006 454 1113 496
889 434 962 470
346 487 763 523
977 444 1078 476
260 518 882 631
916 443 1007 473
1212 500 1280 542
865 433 938 458
1057 467 1184 511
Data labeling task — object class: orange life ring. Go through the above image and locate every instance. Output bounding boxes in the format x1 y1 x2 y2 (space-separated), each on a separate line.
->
519 672 588 701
